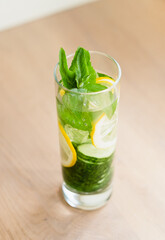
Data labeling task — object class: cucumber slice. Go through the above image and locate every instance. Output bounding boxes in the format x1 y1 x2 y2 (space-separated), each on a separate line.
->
77 143 115 159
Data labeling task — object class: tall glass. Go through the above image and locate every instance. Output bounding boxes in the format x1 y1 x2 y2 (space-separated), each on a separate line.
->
54 51 121 210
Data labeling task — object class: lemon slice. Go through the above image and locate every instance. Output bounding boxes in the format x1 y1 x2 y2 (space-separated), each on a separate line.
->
59 89 65 97
91 113 117 149
96 77 115 93
58 122 77 167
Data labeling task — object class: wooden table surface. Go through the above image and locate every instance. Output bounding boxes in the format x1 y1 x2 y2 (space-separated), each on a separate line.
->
0 0 165 239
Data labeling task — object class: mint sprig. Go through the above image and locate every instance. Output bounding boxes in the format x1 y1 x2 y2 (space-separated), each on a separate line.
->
59 47 105 92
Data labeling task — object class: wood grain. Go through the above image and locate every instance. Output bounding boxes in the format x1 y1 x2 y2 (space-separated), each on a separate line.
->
0 0 165 239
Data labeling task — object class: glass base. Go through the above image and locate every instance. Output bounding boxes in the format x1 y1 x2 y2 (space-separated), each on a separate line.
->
62 183 112 210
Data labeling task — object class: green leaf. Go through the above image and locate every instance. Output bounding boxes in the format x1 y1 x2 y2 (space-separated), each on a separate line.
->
70 88 88 93
69 47 81 72
59 48 76 89
69 47 97 88
77 49 97 88
104 92 118 119
59 48 112 91
57 98 92 131
75 48 88 87
84 83 107 92
97 72 114 79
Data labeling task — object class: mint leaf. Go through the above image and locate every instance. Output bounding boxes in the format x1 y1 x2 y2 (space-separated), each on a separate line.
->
104 92 118 119
59 48 76 89
75 48 88 87
97 72 114 79
69 47 97 88
69 47 81 72
70 88 88 93
57 98 92 131
76 48 97 88
84 83 107 92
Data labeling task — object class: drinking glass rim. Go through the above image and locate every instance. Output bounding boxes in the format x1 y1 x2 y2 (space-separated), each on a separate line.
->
54 50 121 95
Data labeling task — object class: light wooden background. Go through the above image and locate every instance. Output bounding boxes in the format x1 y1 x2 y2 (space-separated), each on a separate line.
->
0 0 165 239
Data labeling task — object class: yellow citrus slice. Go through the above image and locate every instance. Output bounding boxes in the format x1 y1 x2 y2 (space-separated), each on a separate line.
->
91 113 117 149
59 89 65 97
96 77 115 94
58 122 77 167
